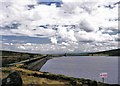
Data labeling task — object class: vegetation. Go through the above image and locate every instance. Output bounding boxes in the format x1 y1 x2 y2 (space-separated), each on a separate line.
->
84 48 120 56
1 67 69 85
1 50 44 66
1 67 114 86
65 48 120 56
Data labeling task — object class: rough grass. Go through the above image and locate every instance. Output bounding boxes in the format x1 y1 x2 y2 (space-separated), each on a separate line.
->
1 67 70 85
1 67 111 86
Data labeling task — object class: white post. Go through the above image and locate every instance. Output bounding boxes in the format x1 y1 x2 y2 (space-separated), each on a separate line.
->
100 73 107 83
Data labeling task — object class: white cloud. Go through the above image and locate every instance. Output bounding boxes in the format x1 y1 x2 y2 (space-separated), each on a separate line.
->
79 18 98 32
2 41 118 54
57 26 77 42
18 45 26 50
50 37 58 44
1 0 119 53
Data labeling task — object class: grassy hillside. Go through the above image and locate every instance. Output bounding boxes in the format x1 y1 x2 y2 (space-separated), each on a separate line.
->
66 49 120 56
1 50 43 66
84 48 120 56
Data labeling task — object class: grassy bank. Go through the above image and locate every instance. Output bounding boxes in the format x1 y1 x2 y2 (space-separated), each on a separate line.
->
1 67 70 85
1 67 110 86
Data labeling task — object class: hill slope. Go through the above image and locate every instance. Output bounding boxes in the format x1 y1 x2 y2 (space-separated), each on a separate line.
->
85 48 120 56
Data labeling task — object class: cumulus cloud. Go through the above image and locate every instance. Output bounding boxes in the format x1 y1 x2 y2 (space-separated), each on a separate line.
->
57 26 77 42
50 37 58 44
0 0 119 53
79 19 98 32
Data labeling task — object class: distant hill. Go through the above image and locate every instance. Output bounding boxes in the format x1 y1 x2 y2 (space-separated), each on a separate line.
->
1 48 120 59
1 50 40 56
78 48 120 56
64 49 120 56
0 50 43 66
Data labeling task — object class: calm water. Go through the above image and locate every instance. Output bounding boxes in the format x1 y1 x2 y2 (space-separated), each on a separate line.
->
40 56 118 84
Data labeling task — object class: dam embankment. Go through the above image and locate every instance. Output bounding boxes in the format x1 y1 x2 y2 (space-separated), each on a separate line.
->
7 56 52 71
25 57 51 71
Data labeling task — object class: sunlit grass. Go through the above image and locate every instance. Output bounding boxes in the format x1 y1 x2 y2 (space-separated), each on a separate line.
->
1 66 113 86
1 67 69 85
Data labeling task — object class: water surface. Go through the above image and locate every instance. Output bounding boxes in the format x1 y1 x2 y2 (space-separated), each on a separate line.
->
40 56 118 84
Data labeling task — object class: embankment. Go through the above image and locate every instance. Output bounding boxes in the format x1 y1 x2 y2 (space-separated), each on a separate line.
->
25 57 51 71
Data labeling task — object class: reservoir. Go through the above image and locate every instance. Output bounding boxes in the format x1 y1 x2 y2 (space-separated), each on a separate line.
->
40 56 118 84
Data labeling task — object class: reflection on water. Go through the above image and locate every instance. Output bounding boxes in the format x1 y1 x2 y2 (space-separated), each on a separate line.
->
40 56 118 84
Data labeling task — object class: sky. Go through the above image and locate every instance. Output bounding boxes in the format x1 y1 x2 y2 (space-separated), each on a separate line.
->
0 0 119 54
